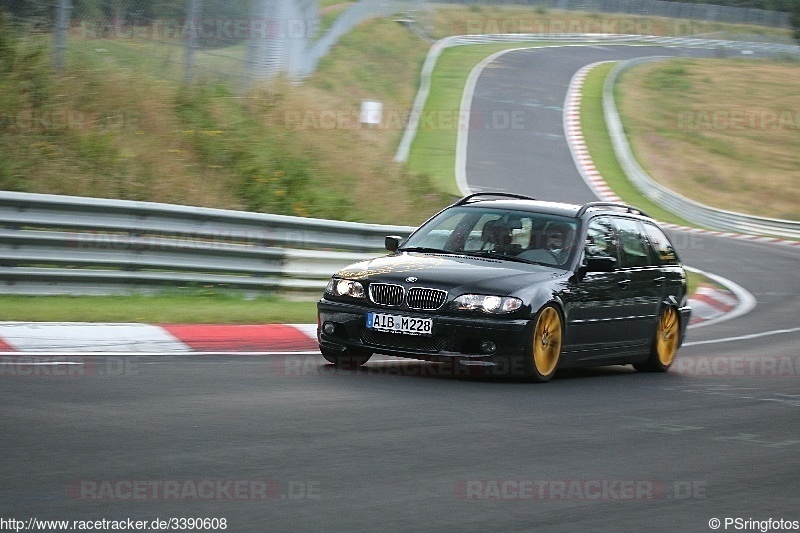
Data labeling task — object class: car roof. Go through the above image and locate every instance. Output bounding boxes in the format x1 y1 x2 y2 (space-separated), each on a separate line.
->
461 199 583 218
454 194 652 220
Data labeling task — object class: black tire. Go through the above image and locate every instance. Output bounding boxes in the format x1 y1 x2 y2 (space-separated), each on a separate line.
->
634 306 680 373
320 347 372 369
525 304 564 382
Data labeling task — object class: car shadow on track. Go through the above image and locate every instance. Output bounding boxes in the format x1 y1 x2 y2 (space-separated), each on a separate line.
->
317 359 653 384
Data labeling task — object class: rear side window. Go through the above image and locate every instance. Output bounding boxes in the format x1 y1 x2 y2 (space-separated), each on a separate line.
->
612 218 653 268
642 223 679 265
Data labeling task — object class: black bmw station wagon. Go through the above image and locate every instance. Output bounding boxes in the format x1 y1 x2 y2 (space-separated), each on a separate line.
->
317 193 691 381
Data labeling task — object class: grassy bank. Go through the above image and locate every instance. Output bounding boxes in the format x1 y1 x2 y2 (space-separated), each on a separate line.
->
0 293 319 324
0 15 451 225
617 58 800 221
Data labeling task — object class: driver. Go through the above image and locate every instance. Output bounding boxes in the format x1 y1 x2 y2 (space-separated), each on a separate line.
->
544 221 574 263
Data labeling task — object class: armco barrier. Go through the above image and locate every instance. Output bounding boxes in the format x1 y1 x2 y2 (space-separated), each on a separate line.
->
0 191 414 295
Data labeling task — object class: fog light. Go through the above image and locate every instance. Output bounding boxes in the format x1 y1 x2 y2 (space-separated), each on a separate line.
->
323 322 337 336
479 340 497 354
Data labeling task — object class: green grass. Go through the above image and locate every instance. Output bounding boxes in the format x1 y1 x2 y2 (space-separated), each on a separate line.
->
616 58 800 222
0 15 450 224
0 293 319 324
67 37 184 82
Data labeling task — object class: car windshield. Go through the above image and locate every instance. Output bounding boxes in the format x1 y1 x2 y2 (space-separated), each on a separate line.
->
400 206 579 268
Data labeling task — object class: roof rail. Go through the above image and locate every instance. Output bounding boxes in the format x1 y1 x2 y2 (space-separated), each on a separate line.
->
454 192 537 206
576 202 650 218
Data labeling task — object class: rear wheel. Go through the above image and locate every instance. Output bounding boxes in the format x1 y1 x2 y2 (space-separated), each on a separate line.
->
634 306 679 372
527 305 563 382
320 347 372 369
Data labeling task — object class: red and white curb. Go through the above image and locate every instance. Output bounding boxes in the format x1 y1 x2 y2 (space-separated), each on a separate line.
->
688 284 737 326
0 323 319 354
564 61 623 204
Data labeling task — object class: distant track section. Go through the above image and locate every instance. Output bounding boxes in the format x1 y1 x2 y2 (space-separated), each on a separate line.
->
397 34 800 238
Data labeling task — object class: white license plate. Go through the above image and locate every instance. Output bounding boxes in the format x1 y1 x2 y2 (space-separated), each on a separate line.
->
366 312 433 336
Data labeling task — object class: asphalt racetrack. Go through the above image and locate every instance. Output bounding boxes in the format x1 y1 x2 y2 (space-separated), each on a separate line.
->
2 45 799 532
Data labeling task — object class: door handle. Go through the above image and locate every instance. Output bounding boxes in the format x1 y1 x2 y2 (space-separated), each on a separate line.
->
653 276 665 285
618 279 631 288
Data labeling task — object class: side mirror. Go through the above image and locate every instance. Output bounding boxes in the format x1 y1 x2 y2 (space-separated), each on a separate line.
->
585 256 617 272
385 235 404 252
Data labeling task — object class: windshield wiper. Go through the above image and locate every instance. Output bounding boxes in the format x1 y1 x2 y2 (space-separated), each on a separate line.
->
464 250 547 266
398 246 453 254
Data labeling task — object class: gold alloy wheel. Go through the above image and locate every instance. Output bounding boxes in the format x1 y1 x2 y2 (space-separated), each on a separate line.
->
532 306 563 379
655 307 679 367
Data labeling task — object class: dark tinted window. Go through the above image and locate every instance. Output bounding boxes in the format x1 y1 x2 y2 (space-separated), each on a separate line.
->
642 223 679 265
612 218 652 268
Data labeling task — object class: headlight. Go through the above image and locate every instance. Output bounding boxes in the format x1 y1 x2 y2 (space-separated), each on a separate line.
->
326 278 366 299
453 294 522 314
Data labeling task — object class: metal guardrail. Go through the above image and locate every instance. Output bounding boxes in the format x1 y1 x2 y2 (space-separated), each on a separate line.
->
0 191 414 295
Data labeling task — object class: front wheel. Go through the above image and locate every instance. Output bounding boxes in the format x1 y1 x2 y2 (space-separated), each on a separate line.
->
526 305 563 382
320 347 372 369
634 306 680 372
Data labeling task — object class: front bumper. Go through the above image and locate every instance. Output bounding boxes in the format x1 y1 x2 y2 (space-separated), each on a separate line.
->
317 298 532 368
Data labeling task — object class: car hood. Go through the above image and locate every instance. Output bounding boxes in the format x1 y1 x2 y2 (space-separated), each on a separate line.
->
335 252 563 294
